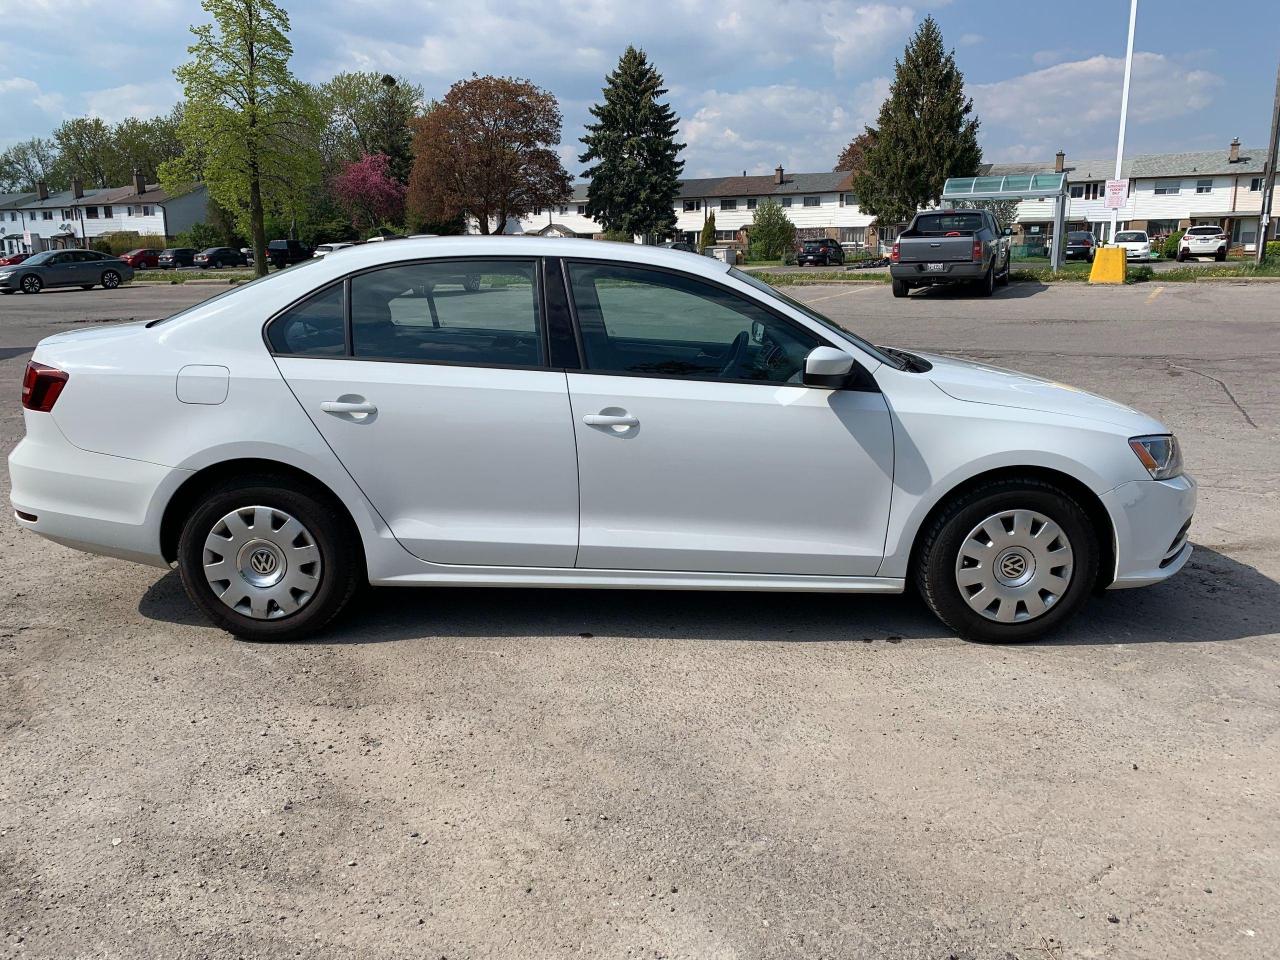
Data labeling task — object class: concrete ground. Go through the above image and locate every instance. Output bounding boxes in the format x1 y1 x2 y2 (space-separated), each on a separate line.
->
1 280 1277 959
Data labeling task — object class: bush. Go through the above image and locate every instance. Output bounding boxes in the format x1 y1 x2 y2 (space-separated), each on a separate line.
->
698 211 716 253
1128 265 1155 283
1265 240 1280 264
1161 230 1184 259
601 229 633 243
175 222 224 250
92 231 168 255
90 238 112 254
748 198 796 260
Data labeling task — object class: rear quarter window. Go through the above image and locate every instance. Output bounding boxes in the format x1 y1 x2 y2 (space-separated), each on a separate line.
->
266 283 346 356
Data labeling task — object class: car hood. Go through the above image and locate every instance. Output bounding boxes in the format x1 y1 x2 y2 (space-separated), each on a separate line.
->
915 351 1166 432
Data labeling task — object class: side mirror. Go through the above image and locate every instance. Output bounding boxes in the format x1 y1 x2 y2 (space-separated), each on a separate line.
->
1002 227 1013 236
803 346 855 388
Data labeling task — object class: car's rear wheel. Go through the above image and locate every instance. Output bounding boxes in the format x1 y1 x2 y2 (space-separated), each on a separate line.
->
976 263 995 297
20 274 41 294
891 277 910 298
1215 249 1226 262
177 477 362 641
915 478 1099 643
101 270 121 289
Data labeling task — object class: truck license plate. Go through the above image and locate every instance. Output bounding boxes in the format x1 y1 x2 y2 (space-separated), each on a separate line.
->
926 262 945 271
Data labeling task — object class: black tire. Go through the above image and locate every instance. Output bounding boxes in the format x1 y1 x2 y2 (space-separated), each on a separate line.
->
891 277 910 298
20 274 41 294
81 284 94 290
177 476 362 642
1 290 13 295
101 270 121 289
914 478 1100 643
1215 249 1226 262
976 263 995 297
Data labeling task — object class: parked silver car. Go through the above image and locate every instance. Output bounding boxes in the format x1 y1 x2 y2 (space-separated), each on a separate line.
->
0 249 134 294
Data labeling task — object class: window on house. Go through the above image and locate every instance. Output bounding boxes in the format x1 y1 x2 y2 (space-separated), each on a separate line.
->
1069 185 1084 199
127 206 134 216
576 205 586 215
746 198 757 210
714 230 737 241
839 227 867 244
1196 179 1213 194
1154 180 1181 195
803 196 821 207
1146 219 1180 236
1249 177 1263 192
720 199 737 210
780 197 792 207
840 193 856 206
682 199 701 212
1086 182 1102 200
102 206 112 218
143 205 154 216
42 211 53 220
558 205 568 215
85 207 99 218
61 209 72 219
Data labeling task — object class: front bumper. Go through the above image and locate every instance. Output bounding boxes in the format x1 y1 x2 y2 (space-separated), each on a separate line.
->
1101 474 1196 588
9 413 189 568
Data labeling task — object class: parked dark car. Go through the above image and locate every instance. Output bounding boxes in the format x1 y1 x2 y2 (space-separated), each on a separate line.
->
796 237 845 266
158 247 197 269
0 252 30 266
1064 231 1097 262
890 209 1011 298
660 241 697 253
0 248 133 294
119 248 161 270
267 238 312 269
194 247 248 269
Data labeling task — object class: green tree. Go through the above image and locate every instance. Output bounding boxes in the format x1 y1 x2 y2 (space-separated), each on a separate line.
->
319 71 423 182
52 117 118 187
699 210 716 253
955 198 1018 230
852 16 981 225
579 46 685 240
748 198 796 260
0 137 63 192
112 107 185 183
163 0 322 276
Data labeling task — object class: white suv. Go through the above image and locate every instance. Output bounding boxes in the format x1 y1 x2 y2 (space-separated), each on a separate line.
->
1177 225 1228 262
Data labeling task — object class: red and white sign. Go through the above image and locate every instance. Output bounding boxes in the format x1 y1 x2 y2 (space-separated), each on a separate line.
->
1105 179 1129 210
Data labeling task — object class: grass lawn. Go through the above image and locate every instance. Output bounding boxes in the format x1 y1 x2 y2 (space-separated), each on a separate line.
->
132 269 257 284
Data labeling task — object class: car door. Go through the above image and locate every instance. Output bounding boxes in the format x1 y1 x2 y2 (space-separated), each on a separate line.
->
271 257 580 568
563 260 894 576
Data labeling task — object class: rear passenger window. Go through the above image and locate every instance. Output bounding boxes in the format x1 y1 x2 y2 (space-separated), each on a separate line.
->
267 283 346 356
350 260 541 367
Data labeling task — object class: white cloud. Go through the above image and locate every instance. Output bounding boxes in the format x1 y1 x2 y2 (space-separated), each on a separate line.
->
958 33 983 46
972 52 1224 157
0 76 38 95
82 81 180 124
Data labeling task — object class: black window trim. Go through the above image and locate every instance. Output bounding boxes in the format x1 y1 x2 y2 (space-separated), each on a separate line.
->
262 255 560 373
560 257 878 391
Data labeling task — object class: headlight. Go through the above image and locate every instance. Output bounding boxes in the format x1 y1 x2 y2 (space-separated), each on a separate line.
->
1129 435 1183 480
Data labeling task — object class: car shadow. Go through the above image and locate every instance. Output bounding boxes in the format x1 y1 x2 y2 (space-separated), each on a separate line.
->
909 279 1050 300
137 544 1278 648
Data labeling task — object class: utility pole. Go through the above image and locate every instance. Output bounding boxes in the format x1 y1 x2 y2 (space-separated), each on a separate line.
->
1255 61 1280 266
1109 0 1138 246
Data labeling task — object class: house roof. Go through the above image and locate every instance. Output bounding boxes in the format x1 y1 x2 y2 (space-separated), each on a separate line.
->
0 192 36 209
677 170 853 199
983 146 1270 182
3 182 199 209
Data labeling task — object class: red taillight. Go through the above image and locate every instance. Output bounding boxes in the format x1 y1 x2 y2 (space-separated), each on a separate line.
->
890 241 900 263
1082 239 1093 247
972 237 983 261
21 361 68 412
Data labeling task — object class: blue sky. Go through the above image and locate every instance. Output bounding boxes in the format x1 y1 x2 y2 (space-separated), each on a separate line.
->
1 0 1275 177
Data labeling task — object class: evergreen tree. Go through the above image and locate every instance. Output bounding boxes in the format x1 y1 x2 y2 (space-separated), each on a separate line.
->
748 198 796 260
852 16 981 225
699 210 716 253
580 46 685 240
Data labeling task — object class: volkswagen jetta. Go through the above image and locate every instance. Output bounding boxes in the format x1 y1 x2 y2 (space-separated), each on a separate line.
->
10 238 1194 643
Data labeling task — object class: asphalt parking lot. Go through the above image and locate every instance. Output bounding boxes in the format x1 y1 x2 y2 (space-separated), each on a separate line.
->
1 279 1277 959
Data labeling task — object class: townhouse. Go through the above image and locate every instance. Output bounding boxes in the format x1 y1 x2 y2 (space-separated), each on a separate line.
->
0 173 209 256
992 139 1276 251
513 166 876 248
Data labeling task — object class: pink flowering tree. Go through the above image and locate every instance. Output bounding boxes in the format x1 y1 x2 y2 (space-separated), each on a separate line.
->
331 153 406 232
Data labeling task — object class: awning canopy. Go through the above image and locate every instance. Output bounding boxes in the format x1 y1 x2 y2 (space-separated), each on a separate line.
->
942 172 1067 201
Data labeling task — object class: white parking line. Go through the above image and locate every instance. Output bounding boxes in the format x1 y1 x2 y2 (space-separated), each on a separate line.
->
802 286 879 304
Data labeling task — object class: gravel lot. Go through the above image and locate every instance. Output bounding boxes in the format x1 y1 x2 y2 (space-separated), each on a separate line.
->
1 280 1277 959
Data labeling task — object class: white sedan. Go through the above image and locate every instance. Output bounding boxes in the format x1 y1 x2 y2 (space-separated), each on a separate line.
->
10 237 1194 643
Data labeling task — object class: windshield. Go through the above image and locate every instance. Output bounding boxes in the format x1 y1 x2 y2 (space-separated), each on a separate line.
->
1115 232 1146 242
23 251 57 265
1068 232 1092 240
728 267 903 369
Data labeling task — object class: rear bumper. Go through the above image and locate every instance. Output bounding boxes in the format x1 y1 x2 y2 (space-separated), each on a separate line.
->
1101 474 1197 589
891 261 987 283
8 413 188 568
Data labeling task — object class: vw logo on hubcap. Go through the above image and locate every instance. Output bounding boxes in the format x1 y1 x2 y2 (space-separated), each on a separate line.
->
250 549 278 575
1000 554 1026 579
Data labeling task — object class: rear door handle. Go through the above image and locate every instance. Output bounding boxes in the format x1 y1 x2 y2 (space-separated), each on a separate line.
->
321 400 377 415
583 414 638 427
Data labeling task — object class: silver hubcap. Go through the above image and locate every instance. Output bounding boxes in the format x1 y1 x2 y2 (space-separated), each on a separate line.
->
955 509 1074 623
22 276 38 292
104 272 118 287
202 506 322 620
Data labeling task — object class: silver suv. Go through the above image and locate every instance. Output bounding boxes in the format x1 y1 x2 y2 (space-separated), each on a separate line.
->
1177 225 1228 262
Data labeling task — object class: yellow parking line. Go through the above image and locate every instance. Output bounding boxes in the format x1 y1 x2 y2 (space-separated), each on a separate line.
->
1145 285 1164 304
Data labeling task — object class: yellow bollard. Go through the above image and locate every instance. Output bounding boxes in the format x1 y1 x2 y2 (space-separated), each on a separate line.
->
1089 247 1126 284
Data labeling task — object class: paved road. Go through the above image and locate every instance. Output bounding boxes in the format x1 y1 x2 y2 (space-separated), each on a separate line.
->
1 281 1277 959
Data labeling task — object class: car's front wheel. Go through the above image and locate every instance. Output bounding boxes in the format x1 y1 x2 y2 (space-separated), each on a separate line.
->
20 274 41 294
177 477 362 641
915 478 1099 643
101 270 121 289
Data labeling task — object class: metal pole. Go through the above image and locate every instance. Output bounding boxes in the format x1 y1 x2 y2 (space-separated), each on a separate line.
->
1110 0 1138 245
1255 62 1280 265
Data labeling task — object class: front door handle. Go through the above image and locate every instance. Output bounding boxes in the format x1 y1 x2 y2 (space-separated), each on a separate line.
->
321 399 377 415
583 413 638 427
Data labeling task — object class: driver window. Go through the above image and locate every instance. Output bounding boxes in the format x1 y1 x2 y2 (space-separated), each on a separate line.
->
567 262 818 383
